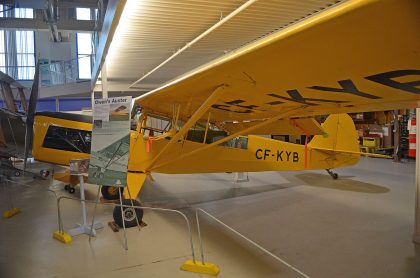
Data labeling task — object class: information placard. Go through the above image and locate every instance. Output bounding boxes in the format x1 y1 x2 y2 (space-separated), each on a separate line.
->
88 97 132 186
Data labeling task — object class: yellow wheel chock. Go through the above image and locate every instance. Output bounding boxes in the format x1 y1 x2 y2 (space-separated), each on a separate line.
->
181 260 220 276
2 207 20 218
52 231 73 244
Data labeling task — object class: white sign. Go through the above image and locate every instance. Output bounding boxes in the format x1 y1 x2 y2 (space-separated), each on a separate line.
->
88 96 132 187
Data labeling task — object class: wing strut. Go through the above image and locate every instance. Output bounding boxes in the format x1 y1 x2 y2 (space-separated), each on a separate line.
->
202 112 211 144
147 85 227 169
150 105 309 171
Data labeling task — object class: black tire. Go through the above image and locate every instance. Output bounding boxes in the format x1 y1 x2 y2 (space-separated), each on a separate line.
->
333 173 338 180
101 186 123 200
68 187 76 194
14 170 21 177
113 199 143 228
64 185 70 191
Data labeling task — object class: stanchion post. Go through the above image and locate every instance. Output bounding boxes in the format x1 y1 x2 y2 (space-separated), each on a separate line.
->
89 185 102 242
118 188 128 250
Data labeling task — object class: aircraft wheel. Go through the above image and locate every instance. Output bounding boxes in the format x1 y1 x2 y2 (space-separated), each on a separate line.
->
68 187 76 194
39 170 50 178
333 173 338 180
64 184 70 191
113 199 143 228
101 186 123 200
14 170 21 177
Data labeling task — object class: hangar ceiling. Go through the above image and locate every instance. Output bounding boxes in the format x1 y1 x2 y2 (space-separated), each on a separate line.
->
97 0 345 94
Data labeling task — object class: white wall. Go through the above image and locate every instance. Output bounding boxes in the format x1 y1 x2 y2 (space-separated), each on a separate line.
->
35 30 77 62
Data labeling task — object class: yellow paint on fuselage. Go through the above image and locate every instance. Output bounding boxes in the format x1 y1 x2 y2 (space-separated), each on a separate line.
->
33 113 359 174
127 134 359 174
33 116 91 166
128 114 360 174
34 113 359 200
34 114 359 174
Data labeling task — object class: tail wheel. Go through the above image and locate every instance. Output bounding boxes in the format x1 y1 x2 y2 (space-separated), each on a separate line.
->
113 199 143 228
39 170 50 178
101 186 123 200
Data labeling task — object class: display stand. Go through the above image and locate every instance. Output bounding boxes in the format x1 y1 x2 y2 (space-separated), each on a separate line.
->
88 185 141 250
234 172 249 183
67 159 103 237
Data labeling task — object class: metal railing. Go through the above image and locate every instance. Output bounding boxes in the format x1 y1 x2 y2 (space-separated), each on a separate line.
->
2 174 310 277
195 208 310 278
39 55 93 87
50 191 197 261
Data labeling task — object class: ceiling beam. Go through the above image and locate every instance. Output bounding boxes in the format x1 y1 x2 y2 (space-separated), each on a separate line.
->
90 0 127 88
0 17 95 31
2 0 102 9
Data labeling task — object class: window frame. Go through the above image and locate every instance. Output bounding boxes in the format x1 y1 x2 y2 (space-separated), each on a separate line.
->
15 30 36 80
42 125 92 154
76 32 93 80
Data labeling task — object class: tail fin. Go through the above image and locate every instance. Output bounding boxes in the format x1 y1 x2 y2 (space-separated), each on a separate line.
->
308 114 360 169
309 114 359 153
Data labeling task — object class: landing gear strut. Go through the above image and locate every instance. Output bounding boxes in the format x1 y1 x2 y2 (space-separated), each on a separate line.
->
326 169 338 180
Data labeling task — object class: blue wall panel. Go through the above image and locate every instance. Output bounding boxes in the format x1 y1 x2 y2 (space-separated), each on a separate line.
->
0 97 92 112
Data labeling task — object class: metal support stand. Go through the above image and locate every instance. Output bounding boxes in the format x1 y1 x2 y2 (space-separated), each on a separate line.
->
88 185 102 242
118 187 128 250
233 172 249 183
68 175 103 237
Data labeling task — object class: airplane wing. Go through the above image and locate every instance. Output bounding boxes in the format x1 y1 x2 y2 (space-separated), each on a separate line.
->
134 0 420 126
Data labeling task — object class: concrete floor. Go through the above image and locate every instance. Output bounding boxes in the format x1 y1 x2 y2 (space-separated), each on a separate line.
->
1 157 419 277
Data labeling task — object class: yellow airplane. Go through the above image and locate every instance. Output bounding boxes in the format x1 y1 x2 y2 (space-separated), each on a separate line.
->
28 0 419 227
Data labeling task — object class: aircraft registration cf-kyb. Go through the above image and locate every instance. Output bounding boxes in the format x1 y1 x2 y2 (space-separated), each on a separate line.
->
27 0 419 227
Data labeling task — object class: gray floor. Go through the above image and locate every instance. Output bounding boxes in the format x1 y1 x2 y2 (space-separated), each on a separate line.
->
1 157 419 277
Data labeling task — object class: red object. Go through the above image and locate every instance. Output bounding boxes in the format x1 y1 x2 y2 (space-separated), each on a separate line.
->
291 119 309 168
146 130 154 153
409 117 416 158
304 134 309 169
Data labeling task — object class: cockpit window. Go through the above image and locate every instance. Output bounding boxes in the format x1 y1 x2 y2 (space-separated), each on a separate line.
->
43 125 91 153
213 136 248 149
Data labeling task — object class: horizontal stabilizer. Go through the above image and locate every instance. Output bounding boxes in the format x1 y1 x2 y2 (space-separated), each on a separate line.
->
310 146 392 159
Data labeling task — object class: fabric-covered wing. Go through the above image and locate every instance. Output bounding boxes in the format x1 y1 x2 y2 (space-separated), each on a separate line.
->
134 0 420 123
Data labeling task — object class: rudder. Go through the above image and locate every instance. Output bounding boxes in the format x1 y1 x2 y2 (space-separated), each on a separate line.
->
309 114 359 153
